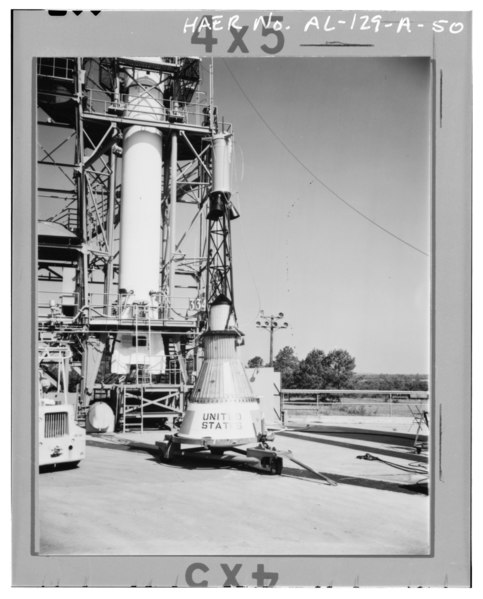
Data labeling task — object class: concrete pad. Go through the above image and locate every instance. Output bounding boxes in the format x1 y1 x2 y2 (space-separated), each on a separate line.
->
39 436 430 555
87 427 428 484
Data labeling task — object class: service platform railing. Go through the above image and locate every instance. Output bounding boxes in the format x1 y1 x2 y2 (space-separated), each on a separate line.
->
281 389 429 423
38 290 80 319
84 89 232 132
37 291 204 325
282 397 429 419
87 292 202 323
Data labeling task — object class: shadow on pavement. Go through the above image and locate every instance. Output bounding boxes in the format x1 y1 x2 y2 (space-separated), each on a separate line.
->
146 452 429 495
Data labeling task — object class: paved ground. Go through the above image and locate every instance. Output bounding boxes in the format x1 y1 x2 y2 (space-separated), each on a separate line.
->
39 428 430 556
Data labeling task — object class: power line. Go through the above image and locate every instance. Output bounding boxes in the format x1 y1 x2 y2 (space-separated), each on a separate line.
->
232 148 262 313
222 59 429 258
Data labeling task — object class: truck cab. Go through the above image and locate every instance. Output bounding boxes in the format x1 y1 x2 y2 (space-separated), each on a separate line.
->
38 343 86 468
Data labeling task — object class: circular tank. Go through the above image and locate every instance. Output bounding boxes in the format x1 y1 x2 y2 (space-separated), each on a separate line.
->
86 401 115 433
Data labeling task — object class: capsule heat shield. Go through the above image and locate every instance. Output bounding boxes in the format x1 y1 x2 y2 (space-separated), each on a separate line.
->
177 331 263 446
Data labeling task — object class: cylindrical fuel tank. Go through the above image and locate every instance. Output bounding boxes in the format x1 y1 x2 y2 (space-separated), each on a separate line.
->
212 133 232 196
119 125 162 301
86 401 115 433
119 70 164 304
176 331 263 447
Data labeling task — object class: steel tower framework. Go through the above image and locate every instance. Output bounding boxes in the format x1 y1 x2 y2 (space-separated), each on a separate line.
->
37 57 236 428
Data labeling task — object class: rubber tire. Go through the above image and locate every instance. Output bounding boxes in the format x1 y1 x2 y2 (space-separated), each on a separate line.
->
261 457 270 469
270 457 283 475
210 448 225 456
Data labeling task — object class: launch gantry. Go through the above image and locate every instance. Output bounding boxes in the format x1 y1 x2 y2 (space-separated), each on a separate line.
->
37 57 237 430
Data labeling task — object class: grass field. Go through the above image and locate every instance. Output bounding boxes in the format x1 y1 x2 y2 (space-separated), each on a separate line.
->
283 397 429 418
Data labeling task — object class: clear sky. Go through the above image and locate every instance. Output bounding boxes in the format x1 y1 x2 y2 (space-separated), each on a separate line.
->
208 57 431 374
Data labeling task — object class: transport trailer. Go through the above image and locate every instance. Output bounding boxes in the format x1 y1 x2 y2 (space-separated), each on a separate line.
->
157 299 336 485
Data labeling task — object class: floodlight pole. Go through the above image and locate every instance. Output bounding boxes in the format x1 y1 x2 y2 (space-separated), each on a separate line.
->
255 311 289 367
269 325 274 369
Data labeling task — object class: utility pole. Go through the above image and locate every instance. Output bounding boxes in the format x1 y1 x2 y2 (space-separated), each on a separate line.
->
256 311 289 367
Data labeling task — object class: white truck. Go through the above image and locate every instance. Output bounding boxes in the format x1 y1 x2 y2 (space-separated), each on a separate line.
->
39 343 86 468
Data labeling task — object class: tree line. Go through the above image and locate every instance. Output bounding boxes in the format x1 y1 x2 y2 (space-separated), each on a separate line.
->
247 346 428 391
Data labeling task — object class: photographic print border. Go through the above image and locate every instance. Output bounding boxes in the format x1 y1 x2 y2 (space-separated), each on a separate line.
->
12 8 471 587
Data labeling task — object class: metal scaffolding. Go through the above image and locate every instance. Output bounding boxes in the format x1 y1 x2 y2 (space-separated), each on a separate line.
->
37 56 235 430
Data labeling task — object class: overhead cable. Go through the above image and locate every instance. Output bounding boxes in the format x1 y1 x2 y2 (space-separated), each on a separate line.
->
222 59 429 258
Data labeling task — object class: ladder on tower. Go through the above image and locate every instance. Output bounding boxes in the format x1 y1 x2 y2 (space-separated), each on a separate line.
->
133 302 153 385
165 338 188 386
172 339 188 384
145 311 153 384
121 303 155 432
122 386 145 433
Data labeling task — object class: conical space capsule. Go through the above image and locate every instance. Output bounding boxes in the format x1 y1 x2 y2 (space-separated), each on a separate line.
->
176 296 263 447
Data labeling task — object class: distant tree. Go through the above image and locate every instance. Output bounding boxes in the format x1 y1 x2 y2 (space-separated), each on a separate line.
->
323 349 356 389
293 349 327 389
273 346 300 388
247 356 264 368
289 348 357 390
411 376 428 391
350 373 428 392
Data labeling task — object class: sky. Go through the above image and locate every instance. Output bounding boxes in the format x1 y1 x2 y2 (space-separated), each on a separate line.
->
207 57 431 374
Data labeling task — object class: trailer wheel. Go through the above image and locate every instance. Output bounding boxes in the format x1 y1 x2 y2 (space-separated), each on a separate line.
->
210 448 225 456
270 457 283 475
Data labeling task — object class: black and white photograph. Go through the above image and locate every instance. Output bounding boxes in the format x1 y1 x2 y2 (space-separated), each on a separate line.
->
11 8 472 587
36 54 431 557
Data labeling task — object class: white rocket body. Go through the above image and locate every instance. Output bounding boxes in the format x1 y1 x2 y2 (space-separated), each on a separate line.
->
119 74 164 306
119 126 162 303
114 68 166 374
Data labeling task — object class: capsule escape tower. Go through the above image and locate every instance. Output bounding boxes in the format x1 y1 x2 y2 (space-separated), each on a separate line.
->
37 57 242 431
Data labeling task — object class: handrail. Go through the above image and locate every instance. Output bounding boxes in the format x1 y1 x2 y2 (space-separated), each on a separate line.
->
84 89 232 132
86 292 203 321
281 389 429 398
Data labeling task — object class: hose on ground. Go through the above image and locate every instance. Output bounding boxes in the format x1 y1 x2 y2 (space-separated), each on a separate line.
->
356 453 428 475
